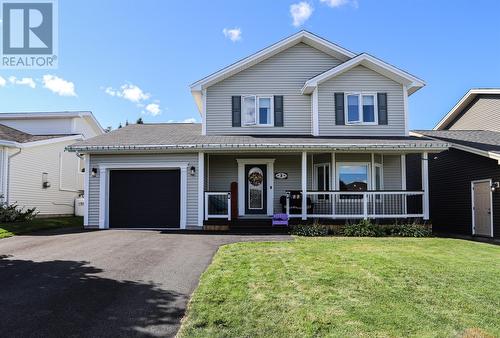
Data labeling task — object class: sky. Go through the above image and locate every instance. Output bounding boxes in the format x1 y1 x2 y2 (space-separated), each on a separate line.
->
0 0 499 130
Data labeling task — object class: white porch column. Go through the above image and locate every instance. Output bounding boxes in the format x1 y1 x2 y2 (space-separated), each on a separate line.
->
301 151 307 220
83 154 90 227
180 167 188 229
197 152 204 227
422 152 429 220
401 154 407 190
331 152 336 190
98 167 107 229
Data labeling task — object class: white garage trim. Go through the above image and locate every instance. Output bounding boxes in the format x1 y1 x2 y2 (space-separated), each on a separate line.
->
98 162 189 229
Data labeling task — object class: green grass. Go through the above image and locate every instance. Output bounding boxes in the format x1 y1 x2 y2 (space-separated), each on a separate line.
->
179 237 500 338
0 216 82 239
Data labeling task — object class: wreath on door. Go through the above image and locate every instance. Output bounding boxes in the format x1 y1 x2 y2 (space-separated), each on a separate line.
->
248 171 263 186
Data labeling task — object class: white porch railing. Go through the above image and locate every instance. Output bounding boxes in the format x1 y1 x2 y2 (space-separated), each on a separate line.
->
286 191 424 219
204 192 231 220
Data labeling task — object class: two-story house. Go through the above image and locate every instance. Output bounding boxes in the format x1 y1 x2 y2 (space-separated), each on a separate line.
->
0 111 103 216
68 31 448 230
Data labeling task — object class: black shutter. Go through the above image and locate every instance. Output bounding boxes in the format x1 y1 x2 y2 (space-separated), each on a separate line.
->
274 95 284 127
232 96 241 127
377 93 388 125
334 92 345 125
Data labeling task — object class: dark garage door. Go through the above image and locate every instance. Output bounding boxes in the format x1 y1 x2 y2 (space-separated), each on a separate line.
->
109 169 180 228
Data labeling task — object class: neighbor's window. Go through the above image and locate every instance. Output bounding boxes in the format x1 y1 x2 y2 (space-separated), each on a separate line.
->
338 164 369 191
345 93 377 125
242 95 273 126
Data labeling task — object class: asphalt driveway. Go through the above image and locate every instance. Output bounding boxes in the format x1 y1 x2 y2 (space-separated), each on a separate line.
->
0 229 290 337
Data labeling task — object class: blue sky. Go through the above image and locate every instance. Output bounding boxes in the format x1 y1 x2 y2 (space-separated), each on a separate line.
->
1 0 499 130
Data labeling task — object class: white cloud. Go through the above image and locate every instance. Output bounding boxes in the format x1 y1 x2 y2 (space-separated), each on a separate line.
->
222 28 242 42
167 118 197 123
0 76 6 87
42 75 76 96
320 0 358 8
144 103 161 116
104 84 150 103
290 2 313 27
8 76 36 88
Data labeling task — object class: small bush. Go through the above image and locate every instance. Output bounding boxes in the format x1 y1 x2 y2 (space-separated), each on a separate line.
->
0 198 38 223
291 223 328 237
386 223 432 237
342 219 384 237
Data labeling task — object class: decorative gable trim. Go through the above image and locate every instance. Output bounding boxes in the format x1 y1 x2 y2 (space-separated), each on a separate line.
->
301 53 425 96
433 88 500 130
190 30 356 113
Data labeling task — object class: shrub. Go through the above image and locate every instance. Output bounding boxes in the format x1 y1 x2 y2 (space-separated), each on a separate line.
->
0 198 38 223
291 223 328 237
342 219 385 237
386 223 432 237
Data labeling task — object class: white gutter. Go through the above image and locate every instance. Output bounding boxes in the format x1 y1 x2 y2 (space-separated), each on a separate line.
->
0 134 82 149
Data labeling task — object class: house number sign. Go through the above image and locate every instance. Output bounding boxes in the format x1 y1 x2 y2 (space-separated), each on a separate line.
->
274 172 288 179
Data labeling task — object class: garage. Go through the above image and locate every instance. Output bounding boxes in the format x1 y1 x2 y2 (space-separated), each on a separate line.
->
108 169 181 228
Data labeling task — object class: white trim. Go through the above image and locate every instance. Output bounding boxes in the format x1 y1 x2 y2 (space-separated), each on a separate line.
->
421 152 429 220
331 153 336 190
344 92 378 125
312 88 319 136
371 153 375 188
301 152 307 220
302 53 426 96
0 134 83 149
241 95 274 127
434 89 500 130
403 84 409 135
336 162 372 191
201 89 207 135
198 152 204 227
313 162 330 191
471 179 494 237
401 154 406 190
236 158 275 216
97 161 189 229
83 154 90 227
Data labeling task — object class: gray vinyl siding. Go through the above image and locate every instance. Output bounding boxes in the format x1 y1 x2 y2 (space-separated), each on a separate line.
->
318 65 406 136
87 153 198 228
206 43 342 135
382 155 402 190
447 95 500 132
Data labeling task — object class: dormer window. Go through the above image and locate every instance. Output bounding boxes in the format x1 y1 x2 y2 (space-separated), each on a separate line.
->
345 93 378 125
242 95 273 126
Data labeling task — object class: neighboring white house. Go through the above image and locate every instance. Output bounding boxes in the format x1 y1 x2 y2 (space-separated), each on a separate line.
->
0 112 104 216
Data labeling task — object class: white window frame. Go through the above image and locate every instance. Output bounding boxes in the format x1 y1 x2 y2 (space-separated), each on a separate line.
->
374 163 384 190
241 95 274 127
313 163 330 191
336 162 372 191
344 92 378 125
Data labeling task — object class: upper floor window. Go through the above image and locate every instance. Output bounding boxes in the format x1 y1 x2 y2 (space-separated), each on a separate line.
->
242 95 273 126
345 93 378 125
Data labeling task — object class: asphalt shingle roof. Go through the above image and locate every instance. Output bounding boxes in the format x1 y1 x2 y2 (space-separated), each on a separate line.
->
0 124 73 143
414 130 500 155
68 123 448 152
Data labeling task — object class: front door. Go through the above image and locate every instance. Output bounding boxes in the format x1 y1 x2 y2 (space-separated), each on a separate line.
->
245 164 267 214
472 180 493 237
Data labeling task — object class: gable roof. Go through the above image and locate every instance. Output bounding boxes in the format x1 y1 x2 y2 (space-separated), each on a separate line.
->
0 111 105 135
68 123 448 152
0 123 81 148
412 129 500 163
433 89 500 130
301 53 425 95
190 30 356 112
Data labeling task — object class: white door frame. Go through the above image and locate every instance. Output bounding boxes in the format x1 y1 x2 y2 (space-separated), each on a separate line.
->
236 158 275 217
98 162 189 229
471 179 494 237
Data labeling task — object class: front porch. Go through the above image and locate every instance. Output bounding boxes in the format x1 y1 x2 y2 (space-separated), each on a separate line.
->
199 151 430 228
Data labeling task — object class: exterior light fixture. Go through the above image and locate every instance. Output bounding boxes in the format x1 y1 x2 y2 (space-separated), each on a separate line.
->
91 168 98 177
42 172 51 188
491 182 499 192
189 166 196 176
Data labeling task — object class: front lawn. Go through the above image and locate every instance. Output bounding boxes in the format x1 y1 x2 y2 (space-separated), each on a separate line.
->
0 216 82 239
179 237 500 337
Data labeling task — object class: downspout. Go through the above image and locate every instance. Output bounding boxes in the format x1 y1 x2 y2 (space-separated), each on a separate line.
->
6 147 22 204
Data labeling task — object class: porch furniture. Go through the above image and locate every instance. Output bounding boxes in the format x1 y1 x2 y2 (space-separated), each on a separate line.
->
272 213 289 227
280 191 313 214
